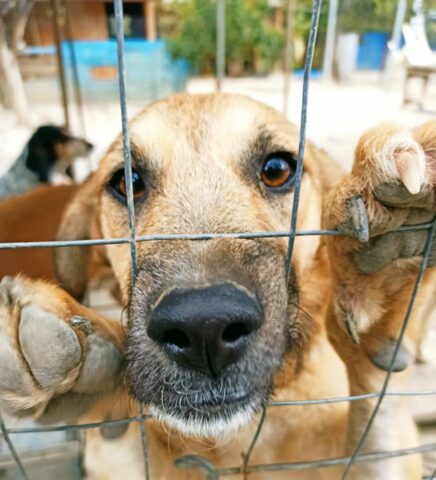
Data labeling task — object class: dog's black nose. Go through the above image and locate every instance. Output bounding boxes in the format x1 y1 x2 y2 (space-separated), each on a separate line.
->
147 283 262 377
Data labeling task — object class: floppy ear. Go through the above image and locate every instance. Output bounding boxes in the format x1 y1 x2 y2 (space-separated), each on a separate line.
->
54 176 102 300
25 144 54 182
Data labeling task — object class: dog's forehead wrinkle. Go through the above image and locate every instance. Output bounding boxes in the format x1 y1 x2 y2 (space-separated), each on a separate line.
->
127 93 294 174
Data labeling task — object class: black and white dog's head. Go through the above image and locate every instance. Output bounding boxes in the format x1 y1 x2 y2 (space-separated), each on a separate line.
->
25 125 93 182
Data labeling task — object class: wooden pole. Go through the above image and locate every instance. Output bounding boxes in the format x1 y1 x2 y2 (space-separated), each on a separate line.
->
283 0 294 116
383 0 407 85
62 0 86 136
216 0 225 92
391 0 407 50
322 0 339 80
145 0 156 41
50 0 69 130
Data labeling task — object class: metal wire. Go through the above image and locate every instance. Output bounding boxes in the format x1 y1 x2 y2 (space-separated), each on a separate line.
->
113 1 148 479
215 442 436 476
0 223 431 250
242 407 267 477
114 0 138 280
285 0 322 281
0 1 435 479
0 414 29 480
5 415 151 435
1 389 435 437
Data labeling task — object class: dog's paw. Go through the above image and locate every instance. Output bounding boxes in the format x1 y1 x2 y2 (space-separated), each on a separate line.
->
325 123 436 370
0 276 124 420
326 122 436 274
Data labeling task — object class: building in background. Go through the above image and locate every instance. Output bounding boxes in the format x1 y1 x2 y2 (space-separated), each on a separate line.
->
19 0 188 104
25 0 157 45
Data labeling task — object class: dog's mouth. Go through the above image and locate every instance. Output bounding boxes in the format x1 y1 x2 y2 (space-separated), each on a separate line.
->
147 386 266 439
126 337 275 438
127 267 297 438
189 389 251 408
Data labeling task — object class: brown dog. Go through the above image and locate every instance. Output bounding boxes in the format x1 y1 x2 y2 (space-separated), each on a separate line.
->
0 185 77 281
0 94 435 479
0 185 115 294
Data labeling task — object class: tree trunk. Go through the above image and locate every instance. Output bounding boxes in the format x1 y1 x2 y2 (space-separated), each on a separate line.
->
0 21 30 125
5 0 35 55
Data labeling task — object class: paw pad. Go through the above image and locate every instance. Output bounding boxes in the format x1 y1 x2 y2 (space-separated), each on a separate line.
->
19 305 82 389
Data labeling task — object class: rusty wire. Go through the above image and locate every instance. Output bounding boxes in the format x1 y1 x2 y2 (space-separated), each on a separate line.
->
0 0 435 479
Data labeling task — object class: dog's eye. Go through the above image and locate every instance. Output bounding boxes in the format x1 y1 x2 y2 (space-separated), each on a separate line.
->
108 168 145 201
260 153 296 189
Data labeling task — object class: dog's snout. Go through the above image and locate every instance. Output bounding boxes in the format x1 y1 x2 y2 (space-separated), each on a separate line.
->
147 283 262 377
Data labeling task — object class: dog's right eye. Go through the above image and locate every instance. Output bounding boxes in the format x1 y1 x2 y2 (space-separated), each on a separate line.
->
108 168 145 202
260 152 296 190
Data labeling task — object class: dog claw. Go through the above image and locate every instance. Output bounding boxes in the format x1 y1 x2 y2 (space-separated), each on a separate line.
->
366 337 411 372
337 196 369 243
70 315 93 334
396 150 425 195
349 196 369 242
344 314 360 345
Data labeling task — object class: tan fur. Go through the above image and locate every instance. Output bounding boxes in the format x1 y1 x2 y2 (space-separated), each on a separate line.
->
0 94 435 480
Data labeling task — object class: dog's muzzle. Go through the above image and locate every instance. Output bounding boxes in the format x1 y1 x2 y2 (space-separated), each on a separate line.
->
126 265 289 438
147 283 263 378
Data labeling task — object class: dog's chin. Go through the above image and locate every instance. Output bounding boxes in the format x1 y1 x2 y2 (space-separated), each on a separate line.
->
149 401 259 439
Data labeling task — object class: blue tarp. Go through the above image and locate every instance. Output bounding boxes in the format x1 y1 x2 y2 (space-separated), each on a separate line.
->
23 39 189 102
357 32 389 70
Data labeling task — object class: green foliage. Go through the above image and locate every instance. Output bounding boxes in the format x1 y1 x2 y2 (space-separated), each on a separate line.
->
293 0 329 38
292 0 329 69
338 0 400 34
165 0 283 75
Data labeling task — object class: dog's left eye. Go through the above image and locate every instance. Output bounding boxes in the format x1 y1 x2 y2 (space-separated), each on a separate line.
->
260 152 296 189
108 168 145 201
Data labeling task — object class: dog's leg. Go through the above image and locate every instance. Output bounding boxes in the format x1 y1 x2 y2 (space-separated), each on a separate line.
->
324 121 436 479
0 275 124 422
414 286 436 363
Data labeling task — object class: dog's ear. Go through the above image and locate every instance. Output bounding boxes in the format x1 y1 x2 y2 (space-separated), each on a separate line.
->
25 144 54 183
26 126 67 182
54 176 102 300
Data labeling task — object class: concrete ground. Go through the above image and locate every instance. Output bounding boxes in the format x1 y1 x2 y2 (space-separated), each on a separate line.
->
1 69 436 175
0 70 435 477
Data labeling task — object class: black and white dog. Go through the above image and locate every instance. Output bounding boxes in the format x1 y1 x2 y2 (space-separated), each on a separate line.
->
0 125 93 199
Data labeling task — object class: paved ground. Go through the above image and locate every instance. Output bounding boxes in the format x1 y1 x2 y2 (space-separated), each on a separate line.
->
0 70 435 477
1 69 436 174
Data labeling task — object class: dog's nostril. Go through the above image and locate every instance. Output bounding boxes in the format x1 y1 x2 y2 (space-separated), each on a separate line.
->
148 284 262 376
162 329 190 349
222 322 250 343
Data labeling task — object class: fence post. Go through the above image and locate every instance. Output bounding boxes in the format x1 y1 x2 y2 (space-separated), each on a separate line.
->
322 0 338 80
50 0 70 131
216 0 225 92
283 0 295 116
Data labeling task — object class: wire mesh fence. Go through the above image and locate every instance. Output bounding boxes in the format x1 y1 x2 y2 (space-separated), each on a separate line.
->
0 0 436 479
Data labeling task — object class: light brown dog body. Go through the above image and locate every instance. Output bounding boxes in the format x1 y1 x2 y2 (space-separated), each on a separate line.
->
0 94 435 479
